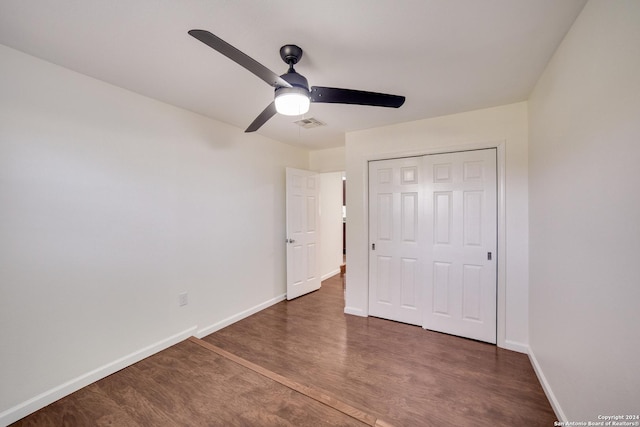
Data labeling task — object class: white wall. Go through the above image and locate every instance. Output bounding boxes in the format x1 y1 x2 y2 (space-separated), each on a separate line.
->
528 0 640 421
0 44 308 423
309 146 346 172
345 102 530 352
318 172 344 280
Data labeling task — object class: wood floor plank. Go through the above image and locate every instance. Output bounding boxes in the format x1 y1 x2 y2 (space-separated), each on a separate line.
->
203 274 557 427
13 383 141 427
12 339 369 426
189 336 389 427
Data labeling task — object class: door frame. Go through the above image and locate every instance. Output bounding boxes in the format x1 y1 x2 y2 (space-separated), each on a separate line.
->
361 141 508 349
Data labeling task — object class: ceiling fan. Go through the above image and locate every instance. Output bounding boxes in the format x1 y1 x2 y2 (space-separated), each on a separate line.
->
188 30 406 133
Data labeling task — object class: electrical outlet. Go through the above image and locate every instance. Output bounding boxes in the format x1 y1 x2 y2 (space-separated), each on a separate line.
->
178 292 188 307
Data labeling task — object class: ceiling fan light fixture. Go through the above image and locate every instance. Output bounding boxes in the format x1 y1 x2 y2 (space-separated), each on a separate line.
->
274 87 310 116
187 30 405 132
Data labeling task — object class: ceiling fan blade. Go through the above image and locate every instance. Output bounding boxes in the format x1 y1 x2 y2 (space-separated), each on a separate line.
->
188 30 291 89
310 86 405 108
245 101 277 132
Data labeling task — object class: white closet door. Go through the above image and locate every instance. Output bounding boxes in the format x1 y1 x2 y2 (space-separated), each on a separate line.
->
423 149 497 343
368 157 424 326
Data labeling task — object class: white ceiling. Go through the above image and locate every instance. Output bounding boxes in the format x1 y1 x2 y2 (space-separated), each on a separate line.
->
0 0 586 150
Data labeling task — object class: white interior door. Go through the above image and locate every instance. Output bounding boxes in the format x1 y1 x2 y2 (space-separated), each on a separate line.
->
423 149 497 343
286 167 321 300
368 157 424 326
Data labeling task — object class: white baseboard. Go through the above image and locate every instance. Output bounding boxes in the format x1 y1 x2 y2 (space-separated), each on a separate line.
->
196 293 286 338
344 306 366 317
2 293 290 425
501 339 529 354
321 269 341 281
0 326 197 427
528 346 566 423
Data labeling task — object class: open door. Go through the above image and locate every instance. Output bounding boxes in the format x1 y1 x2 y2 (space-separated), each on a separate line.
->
286 167 321 300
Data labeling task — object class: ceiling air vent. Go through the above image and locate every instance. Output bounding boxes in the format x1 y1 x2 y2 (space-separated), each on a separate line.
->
294 117 326 129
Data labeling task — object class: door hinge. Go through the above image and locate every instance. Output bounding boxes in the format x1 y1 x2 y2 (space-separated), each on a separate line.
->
487 252 492 260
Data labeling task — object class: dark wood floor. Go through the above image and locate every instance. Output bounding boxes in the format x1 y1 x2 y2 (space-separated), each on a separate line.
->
12 275 555 426
203 275 556 427
12 339 368 427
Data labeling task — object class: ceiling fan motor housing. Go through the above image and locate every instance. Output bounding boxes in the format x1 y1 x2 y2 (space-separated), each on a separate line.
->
279 70 309 91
